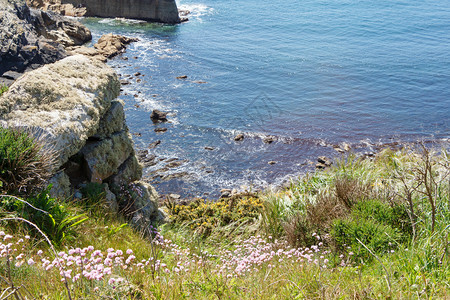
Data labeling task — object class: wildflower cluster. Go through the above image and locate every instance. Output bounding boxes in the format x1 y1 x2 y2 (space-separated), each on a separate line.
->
216 234 331 277
0 231 32 267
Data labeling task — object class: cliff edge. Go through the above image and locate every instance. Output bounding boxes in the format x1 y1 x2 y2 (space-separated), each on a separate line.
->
59 0 181 23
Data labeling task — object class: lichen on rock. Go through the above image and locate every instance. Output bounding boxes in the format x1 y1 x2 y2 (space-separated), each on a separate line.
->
0 54 120 166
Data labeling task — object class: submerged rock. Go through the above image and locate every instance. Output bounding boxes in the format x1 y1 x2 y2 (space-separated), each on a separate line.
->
263 136 276 144
234 134 244 141
150 109 168 123
148 140 162 149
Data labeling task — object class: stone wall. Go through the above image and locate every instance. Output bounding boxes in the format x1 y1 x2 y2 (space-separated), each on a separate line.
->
60 0 180 23
0 55 163 228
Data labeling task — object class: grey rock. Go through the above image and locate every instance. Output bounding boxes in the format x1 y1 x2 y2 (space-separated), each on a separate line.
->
93 100 126 139
1 71 22 80
104 183 118 212
81 131 134 182
106 154 143 193
0 0 67 75
30 8 92 47
128 181 165 230
48 171 71 199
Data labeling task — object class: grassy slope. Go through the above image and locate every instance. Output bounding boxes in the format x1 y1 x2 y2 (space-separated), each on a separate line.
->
0 147 449 299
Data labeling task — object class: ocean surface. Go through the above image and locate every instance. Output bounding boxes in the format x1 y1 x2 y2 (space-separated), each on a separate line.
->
81 0 450 198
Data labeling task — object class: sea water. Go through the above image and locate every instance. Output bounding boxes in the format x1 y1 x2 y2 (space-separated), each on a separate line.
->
81 0 450 197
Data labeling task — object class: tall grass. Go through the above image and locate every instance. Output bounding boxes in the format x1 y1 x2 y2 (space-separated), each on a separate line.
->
0 127 56 196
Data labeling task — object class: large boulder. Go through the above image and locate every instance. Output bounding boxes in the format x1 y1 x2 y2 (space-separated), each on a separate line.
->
0 52 164 227
0 54 120 167
0 0 66 76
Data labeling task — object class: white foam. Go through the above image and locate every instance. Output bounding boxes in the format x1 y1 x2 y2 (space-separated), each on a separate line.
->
177 2 214 21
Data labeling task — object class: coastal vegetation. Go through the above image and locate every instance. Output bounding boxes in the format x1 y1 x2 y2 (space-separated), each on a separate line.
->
0 126 448 298
0 85 7 97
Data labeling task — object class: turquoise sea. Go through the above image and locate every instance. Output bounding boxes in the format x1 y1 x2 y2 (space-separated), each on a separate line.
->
82 0 450 197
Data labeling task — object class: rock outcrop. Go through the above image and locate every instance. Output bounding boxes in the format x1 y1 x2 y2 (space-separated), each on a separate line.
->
0 55 163 227
1 0 92 85
60 0 180 24
0 0 66 76
27 0 87 17
30 8 92 47
94 34 139 58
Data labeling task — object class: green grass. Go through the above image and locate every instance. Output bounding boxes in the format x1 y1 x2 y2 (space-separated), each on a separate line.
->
0 146 448 299
0 84 7 96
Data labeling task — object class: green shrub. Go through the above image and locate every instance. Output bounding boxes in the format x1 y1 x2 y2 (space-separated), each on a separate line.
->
0 127 55 196
352 199 412 237
332 217 402 262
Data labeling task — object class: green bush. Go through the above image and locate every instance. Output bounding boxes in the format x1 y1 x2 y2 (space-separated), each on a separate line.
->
332 217 402 262
352 199 412 237
0 127 55 196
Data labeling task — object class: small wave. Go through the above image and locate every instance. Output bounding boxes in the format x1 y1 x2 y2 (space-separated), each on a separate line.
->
178 3 214 21
97 18 115 24
97 17 146 25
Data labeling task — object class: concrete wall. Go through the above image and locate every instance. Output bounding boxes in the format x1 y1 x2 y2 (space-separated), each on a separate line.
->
61 0 180 23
